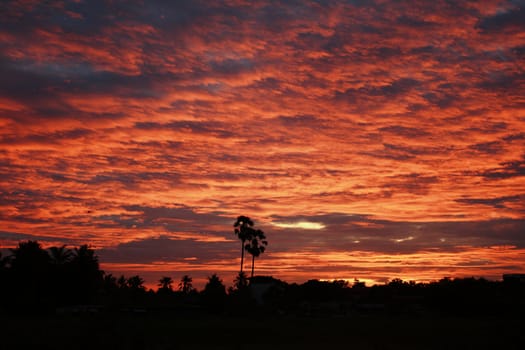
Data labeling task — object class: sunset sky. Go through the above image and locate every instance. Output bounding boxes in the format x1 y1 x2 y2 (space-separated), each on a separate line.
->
1 0 524 289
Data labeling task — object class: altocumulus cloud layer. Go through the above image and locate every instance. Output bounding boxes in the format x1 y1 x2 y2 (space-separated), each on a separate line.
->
0 0 524 287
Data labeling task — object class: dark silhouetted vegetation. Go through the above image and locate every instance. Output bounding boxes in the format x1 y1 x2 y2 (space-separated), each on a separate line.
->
1 239 524 319
233 215 268 277
178 274 193 294
233 215 254 273
0 240 524 348
158 276 174 292
246 228 268 278
2 240 103 313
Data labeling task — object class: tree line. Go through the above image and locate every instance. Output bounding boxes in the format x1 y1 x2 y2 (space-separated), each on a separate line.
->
1 240 524 318
1 215 523 317
0 240 249 314
0 215 266 313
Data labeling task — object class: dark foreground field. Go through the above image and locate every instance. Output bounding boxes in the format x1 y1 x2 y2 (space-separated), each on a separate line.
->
1 312 523 349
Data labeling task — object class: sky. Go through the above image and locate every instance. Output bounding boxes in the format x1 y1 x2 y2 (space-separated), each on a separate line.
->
1 0 524 289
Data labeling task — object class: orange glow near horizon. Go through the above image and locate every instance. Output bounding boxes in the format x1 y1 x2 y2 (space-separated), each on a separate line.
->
100 245 525 290
1 0 524 289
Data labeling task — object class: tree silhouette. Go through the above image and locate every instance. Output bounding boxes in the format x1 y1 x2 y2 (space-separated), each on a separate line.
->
72 245 98 264
117 275 128 289
70 244 103 303
48 245 73 306
48 245 72 265
202 273 227 312
234 215 255 273
158 276 174 291
123 275 146 305
178 275 193 294
102 273 118 293
204 274 225 293
233 271 249 291
245 228 268 278
9 240 50 271
228 271 254 313
127 275 145 291
9 241 52 310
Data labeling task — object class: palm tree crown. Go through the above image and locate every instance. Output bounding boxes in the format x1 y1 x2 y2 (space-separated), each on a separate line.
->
127 275 145 290
178 275 193 294
48 245 72 265
158 276 174 291
233 271 249 290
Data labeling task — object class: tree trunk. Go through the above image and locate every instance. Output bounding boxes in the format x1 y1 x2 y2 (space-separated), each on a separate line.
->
240 240 245 273
251 254 255 278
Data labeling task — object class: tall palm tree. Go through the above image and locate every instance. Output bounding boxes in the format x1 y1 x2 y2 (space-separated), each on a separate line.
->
158 276 174 291
178 275 193 294
234 215 255 273
245 228 268 278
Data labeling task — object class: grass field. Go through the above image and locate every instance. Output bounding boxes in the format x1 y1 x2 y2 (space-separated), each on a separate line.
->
1 312 523 349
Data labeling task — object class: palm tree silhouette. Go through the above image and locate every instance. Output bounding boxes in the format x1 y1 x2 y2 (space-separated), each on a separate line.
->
9 240 50 269
72 245 99 269
234 215 255 273
245 229 268 278
205 274 223 287
158 276 174 291
48 245 73 304
202 274 226 300
178 275 193 294
233 271 249 290
70 244 102 303
117 275 128 288
127 275 145 290
48 245 72 265
9 241 52 309
202 274 228 313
